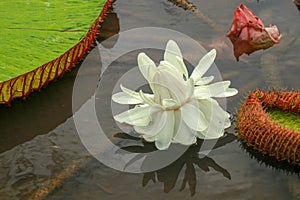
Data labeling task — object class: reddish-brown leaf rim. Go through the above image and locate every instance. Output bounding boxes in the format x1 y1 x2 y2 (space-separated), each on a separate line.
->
237 89 300 166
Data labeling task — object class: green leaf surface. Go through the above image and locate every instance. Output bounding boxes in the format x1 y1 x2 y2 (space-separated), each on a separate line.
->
0 0 106 82
267 109 300 132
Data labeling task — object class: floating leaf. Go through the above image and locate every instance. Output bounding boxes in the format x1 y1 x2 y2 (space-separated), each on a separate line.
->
0 0 112 104
267 108 300 132
237 90 300 166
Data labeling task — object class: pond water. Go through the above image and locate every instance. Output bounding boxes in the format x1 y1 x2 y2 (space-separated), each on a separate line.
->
1 0 300 199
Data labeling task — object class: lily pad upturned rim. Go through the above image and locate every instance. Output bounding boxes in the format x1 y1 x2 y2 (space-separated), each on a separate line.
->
0 0 113 105
237 89 300 166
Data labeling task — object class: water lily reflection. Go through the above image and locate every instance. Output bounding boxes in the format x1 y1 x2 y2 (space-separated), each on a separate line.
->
114 132 236 196
112 40 238 150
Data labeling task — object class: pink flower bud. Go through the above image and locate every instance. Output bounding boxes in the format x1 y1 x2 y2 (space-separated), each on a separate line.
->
227 4 281 61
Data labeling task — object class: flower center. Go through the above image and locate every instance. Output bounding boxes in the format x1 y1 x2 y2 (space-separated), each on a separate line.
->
162 97 191 111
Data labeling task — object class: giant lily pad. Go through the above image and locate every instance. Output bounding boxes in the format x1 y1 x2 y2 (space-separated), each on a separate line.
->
237 90 300 166
0 0 112 104
267 108 300 132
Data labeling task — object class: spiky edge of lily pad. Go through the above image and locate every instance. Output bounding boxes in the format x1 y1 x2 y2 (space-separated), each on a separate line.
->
239 140 300 174
237 89 300 166
0 0 113 105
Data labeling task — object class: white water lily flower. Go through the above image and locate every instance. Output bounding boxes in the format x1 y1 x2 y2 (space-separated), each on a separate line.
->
112 40 238 150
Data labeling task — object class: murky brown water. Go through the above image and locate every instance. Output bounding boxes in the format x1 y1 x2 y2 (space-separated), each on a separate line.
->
1 0 300 199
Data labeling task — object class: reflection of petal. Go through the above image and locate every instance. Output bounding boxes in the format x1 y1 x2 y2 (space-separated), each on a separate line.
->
114 132 141 141
195 157 231 180
190 49 216 82
180 163 196 196
181 102 208 131
138 133 235 195
123 153 146 171
164 40 188 78
156 158 185 193
155 110 175 150
213 133 237 150
114 105 152 126
142 172 156 187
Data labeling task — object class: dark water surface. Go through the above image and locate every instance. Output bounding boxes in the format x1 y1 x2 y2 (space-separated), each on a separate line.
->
1 0 300 199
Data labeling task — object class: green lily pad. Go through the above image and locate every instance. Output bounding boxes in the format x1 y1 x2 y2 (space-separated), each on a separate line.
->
237 90 300 166
0 0 107 82
267 109 300 132
0 0 110 104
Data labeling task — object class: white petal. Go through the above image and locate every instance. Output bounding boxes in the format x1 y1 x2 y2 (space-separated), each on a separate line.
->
138 53 157 82
164 40 188 78
152 71 172 103
139 90 155 105
112 92 143 104
207 81 231 96
159 60 179 73
201 98 229 123
190 49 216 82
224 115 231 129
121 84 143 100
181 102 208 131
152 67 187 104
185 78 194 100
142 134 156 142
197 129 224 139
114 105 152 126
162 99 181 110
175 56 189 79
173 110 181 136
173 118 197 145
112 85 155 105
193 86 211 99
194 81 231 99
135 108 165 137
196 98 230 139
155 110 175 150
214 88 238 98
194 76 214 86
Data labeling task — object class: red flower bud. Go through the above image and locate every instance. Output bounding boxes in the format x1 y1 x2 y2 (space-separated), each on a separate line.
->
227 4 281 61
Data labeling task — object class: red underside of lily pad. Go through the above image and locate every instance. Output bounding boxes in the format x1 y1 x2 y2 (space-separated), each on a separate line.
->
237 90 300 166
